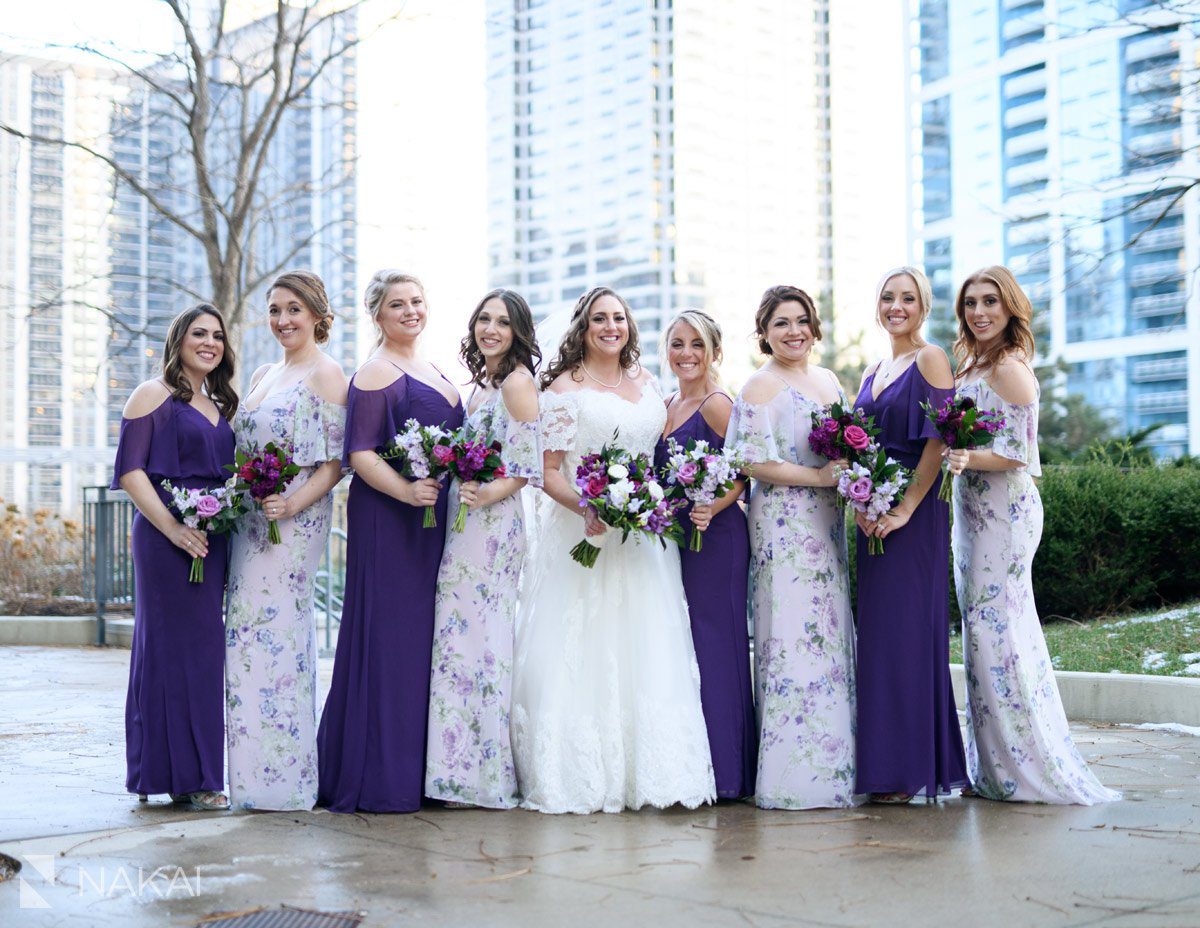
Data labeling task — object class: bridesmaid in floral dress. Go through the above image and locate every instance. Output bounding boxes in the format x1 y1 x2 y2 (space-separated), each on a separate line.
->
318 270 464 813
947 266 1119 805
425 289 541 809
653 310 756 800
112 304 237 811
854 266 968 803
729 286 858 809
225 271 348 811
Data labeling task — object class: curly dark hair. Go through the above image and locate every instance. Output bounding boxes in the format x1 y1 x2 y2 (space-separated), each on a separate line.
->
539 287 640 389
755 285 821 355
162 303 238 420
460 289 542 387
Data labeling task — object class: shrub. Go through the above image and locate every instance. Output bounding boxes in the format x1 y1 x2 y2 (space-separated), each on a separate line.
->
844 460 1200 623
0 500 84 612
1035 462 1200 619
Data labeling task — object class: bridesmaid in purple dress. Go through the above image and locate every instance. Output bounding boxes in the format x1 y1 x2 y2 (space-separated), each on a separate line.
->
317 270 464 813
653 310 755 799
112 303 238 811
854 266 968 804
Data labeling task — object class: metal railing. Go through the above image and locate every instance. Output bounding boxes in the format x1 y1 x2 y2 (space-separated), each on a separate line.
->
81 486 136 646
315 485 349 656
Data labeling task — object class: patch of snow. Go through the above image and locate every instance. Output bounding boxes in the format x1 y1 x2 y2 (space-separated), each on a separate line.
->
1179 652 1200 663
1099 604 1200 630
1141 650 1168 671
1183 663 1200 676
1128 722 1200 738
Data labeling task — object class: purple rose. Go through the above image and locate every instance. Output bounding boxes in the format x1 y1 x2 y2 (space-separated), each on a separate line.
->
847 477 872 502
195 494 221 518
432 444 456 466
678 461 699 485
843 425 870 451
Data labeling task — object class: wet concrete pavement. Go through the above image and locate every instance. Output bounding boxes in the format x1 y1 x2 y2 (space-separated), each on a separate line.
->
1 645 1199 927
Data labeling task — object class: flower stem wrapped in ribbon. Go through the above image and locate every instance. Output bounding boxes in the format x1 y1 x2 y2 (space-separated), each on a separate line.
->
572 433 686 568
161 476 245 582
445 430 507 533
920 395 1006 502
836 447 914 556
228 441 302 544
379 418 456 528
659 437 747 552
808 402 880 509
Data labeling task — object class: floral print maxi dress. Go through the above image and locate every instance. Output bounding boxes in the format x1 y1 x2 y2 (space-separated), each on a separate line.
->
953 379 1119 804
425 387 541 808
225 382 346 811
729 383 858 809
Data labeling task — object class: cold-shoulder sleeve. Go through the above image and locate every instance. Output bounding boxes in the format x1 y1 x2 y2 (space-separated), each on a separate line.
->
991 398 1042 476
539 391 578 453
110 399 180 489
909 378 953 444
342 379 407 468
729 391 798 465
292 388 347 467
499 402 543 487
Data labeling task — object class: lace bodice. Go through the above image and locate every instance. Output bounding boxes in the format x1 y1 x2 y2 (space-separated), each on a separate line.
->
540 382 667 475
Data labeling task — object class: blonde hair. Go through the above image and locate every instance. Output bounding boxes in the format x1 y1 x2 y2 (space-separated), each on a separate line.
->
875 266 934 327
953 265 1037 376
662 310 723 382
364 269 425 346
269 270 333 344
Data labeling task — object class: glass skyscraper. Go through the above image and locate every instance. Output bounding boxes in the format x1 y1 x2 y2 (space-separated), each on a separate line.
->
912 0 1199 457
484 0 834 381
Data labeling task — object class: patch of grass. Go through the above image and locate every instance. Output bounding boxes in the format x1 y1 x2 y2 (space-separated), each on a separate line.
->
949 604 1200 677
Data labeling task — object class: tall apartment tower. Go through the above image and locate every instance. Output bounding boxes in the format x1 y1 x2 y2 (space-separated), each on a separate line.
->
0 56 120 509
0 13 358 512
484 0 831 381
912 0 1200 456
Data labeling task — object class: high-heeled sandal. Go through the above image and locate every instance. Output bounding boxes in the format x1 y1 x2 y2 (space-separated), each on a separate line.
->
170 791 230 811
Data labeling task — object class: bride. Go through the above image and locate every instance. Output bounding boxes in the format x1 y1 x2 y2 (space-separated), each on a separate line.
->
511 287 716 814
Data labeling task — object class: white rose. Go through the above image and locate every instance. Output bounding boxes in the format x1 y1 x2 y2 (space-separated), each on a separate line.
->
607 463 629 480
607 479 633 507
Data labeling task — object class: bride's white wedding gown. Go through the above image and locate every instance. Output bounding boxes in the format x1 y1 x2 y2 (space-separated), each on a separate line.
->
511 382 717 814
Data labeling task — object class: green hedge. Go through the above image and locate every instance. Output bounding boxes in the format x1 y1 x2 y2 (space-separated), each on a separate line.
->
844 461 1200 623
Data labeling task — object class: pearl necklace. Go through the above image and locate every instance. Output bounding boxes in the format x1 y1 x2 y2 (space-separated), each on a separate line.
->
581 361 624 389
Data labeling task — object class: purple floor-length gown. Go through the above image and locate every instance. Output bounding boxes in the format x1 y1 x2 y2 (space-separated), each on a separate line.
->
317 368 463 813
111 395 234 796
853 361 968 797
654 401 756 799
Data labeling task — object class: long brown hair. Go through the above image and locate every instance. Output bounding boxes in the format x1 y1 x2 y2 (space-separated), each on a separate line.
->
953 265 1036 376
755 285 821 354
539 286 640 389
162 303 238 419
461 288 542 387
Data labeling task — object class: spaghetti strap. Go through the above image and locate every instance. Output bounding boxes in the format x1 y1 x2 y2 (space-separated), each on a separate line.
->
697 390 729 410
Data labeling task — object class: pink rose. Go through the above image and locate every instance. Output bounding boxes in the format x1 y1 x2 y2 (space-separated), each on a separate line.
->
847 477 872 502
584 474 608 498
432 445 456 466
843 425 870 451
195 494 221 518
678 461 699 485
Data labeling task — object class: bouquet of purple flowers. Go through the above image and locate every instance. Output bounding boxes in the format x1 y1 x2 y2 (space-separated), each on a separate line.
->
659 437 746 552
572 437 685 568
161 476 245 582
920 395 1006 502
229 441 301 544
835 447 913 556
808 402 880 509
380 418 456 527
445 431 507 533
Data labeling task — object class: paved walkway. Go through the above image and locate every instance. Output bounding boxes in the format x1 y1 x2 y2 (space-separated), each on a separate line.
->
1 645 1198 927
